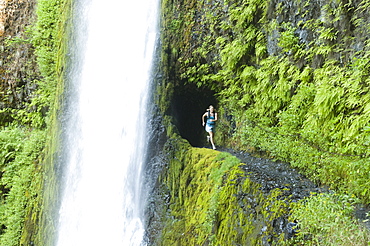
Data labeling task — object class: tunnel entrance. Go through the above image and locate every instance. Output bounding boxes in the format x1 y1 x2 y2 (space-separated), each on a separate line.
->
171 83 218 147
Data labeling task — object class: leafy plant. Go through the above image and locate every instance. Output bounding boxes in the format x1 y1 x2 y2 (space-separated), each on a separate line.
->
0 0 71 245
288 193 369 245
0 127 45 246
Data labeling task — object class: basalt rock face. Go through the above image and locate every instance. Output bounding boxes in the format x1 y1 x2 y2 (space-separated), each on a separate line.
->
145 139 327 245
0 0 39 124
266 0 369 67
158 0 370 205
162 0 370 70
160 0 370 133
151 0 370 244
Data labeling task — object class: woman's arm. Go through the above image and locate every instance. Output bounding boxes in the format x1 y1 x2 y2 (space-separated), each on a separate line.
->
202 112 207 126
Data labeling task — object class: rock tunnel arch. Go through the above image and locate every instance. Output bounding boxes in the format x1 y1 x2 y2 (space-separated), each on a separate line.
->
171 83 218 147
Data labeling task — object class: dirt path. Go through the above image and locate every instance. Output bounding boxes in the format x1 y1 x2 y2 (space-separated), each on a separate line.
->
220 147 328 199
217 147 370 231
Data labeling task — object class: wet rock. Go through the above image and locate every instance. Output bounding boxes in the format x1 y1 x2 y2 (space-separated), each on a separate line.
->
218 147 331 241
222 148 328 198
285 221 298 239
354 205 370 231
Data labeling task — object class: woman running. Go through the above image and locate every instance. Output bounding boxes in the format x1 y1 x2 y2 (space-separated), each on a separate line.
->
202 105 218 150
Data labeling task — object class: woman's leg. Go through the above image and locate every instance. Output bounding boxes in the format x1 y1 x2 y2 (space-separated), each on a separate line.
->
209 131 216 149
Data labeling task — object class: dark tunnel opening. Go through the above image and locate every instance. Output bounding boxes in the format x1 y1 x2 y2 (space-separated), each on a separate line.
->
171 83 218 147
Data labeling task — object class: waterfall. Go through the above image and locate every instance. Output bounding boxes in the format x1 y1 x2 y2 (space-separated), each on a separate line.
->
56 0 159 245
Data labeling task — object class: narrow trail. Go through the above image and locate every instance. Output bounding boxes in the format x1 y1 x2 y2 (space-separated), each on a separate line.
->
209 146 370 231
220 147 328 199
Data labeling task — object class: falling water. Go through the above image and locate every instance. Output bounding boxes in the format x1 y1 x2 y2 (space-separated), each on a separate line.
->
56 0 159 245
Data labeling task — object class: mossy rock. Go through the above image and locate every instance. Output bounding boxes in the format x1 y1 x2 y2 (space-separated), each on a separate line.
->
156 137 290 245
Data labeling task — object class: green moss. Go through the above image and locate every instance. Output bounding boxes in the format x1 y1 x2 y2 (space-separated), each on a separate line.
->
160 0 370 205
0 127 48 246
157 136 290 245
158 0 370 244
0 0 72 245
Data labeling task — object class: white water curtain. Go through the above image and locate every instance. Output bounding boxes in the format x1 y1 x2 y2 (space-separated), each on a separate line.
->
56 0 159 245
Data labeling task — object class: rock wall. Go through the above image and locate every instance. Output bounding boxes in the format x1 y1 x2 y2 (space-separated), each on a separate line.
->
158 0 370 204
0 0 71 245
0 0 39 123
150 0 370 244
146 136 291 245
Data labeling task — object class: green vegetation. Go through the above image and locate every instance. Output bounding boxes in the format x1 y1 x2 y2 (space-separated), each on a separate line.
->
157 137 291 245
160 0 370 203
288 193 370 245
158 0 370 244
0 0 72 245
155 136 369 245
0 127 45 245
1 0 369 244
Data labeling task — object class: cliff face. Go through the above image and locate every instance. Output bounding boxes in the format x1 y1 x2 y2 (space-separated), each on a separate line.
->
0 1 69 245
0 0 39 119
151 0 370 244
158 0 370 204
147 137 318 245
0 0 369 245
